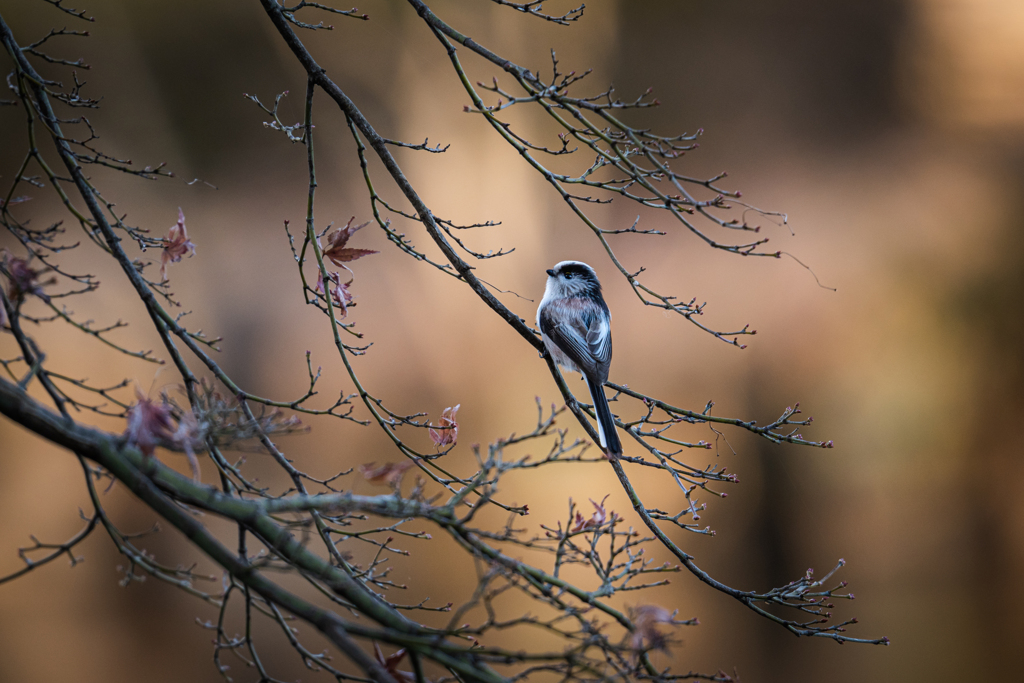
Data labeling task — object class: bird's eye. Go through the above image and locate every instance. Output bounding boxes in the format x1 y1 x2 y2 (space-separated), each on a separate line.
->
563 272 574 279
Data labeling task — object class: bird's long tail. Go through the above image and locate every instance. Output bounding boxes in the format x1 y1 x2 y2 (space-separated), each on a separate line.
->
586 376 622 458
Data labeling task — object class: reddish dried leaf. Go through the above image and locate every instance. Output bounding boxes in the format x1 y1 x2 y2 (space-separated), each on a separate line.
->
588 496 610 525
2 250 54 303
570 511 590 534
315 270 353 316
124 387 203 479
570 495 619 533
160 208 196 281
328 247 378 265
324 217 377 267
372 642 417 683
360 460 415 488
631 604 676 653
124 387 176 457
429 404 460 449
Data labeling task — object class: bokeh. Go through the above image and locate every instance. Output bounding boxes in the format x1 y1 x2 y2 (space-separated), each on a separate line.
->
2 1 1023 681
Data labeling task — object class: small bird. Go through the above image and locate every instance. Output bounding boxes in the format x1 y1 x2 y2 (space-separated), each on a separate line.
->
537 261 622 458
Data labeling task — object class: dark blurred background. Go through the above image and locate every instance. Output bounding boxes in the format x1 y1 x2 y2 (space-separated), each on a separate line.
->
2 1 1023 681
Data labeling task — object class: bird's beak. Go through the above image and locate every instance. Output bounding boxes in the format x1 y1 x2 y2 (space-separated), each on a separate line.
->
545 269 556 277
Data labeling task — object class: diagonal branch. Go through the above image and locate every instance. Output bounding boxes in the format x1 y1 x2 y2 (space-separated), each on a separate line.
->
0 376 516 683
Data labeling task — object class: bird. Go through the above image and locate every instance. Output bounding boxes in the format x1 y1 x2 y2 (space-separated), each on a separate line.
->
537 260 622 458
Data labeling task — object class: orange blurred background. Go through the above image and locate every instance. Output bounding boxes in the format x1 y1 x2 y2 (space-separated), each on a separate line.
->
2 1 1023 681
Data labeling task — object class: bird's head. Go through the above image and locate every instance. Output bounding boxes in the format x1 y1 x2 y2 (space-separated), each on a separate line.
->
545 260 602 297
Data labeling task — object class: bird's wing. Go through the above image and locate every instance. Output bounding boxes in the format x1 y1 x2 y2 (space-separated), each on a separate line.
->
540 300 611 379
585 316 612 368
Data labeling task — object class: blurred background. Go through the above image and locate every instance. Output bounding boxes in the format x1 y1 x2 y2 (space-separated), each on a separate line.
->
2 0 1023 681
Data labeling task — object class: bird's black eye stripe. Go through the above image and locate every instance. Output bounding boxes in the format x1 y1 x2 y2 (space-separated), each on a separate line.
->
559 264 591 280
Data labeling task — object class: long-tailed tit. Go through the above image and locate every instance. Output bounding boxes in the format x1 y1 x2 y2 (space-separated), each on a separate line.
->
537 261 622 458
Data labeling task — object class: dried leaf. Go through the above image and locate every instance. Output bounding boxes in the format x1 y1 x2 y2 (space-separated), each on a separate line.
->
588 496 610 525
630 604 676 653
372 642 417 683
2 250 54 303
323 216 377 267
570 511 589 534
429 404 460 449
124 387 175 458
160 208 196 281
124 387 203 479
360 460 415 488
315 270 353 316
570 495 619 533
